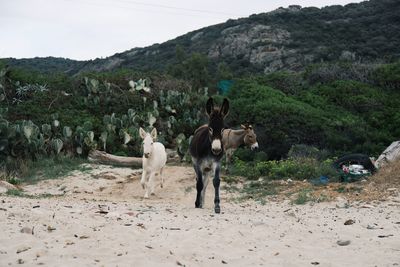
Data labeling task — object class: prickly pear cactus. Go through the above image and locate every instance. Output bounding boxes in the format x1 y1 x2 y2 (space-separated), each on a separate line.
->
63 126 72 138
51 138 63 155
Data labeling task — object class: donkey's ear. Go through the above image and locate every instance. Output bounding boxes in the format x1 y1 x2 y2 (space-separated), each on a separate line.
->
150 128 157 140
220 98 229 118
240 124 246 129
206 97 214 117
139 127 147 139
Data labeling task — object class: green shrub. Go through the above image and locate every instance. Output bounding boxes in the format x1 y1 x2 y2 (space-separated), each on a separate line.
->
231 156 340 182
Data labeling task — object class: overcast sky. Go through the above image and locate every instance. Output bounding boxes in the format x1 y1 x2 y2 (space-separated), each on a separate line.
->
1 0 362 60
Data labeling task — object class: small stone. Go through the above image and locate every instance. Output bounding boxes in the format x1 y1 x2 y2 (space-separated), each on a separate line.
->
20 227 33 235
361 204 374 209
344 219 355 225
337 240 351 246
17 259 24 264
65 240 75 245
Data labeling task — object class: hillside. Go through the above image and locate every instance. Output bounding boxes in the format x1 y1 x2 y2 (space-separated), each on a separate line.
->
3 0 400 75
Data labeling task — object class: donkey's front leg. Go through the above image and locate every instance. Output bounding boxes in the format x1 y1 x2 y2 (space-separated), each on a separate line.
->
140 170 147 189
213 164 221 214
194 164 203 208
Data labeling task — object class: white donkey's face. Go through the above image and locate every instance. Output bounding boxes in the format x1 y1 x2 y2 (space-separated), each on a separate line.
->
139 127 157 158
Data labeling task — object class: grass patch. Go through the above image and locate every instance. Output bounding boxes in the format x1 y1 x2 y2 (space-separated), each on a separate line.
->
291 187 331 204
5 189 24 197
236 179 280 204
18 156 92 183
184 186 193 193
5 189 57 199
293 188 314 205
222 175 241 184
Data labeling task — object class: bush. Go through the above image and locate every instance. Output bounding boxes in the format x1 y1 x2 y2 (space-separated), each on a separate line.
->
230 157 340 182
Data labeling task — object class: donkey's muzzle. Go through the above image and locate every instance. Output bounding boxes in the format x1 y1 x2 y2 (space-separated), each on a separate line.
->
212 148 222 155
251 142 259 150
211 139 222 155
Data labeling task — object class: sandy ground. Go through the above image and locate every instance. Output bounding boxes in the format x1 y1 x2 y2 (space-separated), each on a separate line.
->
0 164 400 267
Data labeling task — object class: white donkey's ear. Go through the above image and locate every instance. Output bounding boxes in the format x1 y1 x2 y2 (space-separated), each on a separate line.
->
150 128 157 140
240 124 246 129
139 127 147 139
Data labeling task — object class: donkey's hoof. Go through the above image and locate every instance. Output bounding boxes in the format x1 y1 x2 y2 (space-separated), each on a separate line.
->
195 202 202 208
160 183 163 188
144 193 149 199
214 206 221 214
141 182 145 189
150 192 155 196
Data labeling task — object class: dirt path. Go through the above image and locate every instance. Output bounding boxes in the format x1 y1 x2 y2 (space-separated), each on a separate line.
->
1 164 400 266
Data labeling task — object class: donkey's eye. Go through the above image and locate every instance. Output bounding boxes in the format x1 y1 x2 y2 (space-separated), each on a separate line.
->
208 127 213 134
221 128 225 134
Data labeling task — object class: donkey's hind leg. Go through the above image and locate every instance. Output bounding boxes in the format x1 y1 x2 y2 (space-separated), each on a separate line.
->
160 167 165 188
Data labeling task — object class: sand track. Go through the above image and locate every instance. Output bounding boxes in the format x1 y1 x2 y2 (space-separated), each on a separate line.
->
1 164 399 266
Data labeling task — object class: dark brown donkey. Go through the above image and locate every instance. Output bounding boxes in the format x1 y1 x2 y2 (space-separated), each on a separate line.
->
189 97 229 213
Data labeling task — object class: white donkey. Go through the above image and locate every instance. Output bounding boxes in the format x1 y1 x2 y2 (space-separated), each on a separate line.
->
139 127 167 198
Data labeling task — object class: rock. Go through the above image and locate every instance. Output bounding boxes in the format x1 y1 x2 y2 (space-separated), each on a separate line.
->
361 204 375 209
35 250 47 258
65 240 75 245
0 187 7 194
378 234 393 238
366 224 383 230
344 219 355 225
336 240 351 246
20 227 33 235
16 246 31 254
17 259 24 264
0 180 18 190
335 197 349 208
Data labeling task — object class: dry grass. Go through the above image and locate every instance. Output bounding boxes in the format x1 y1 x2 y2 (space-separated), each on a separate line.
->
246 160 400 204
371 159 400 187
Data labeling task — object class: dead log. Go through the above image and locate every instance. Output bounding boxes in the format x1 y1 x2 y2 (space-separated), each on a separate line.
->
88 150 142 168
88 149 182 167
